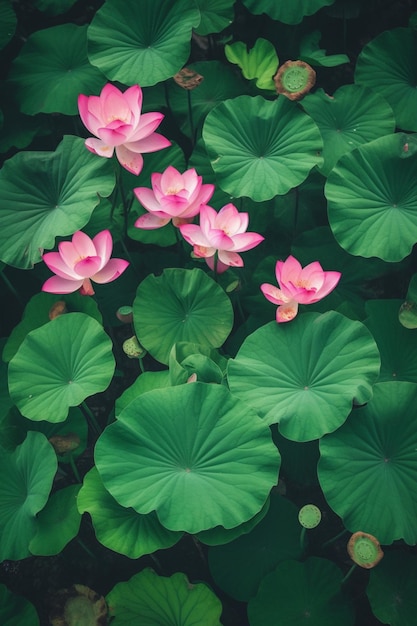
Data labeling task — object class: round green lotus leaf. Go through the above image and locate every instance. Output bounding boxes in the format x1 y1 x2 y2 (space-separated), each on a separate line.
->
355 27 417 131
8 24 106 115
107 569 222 625
78 468 182 558
194 0 235 35
302 85 395 175
0 135 115 269
133 268 234 365
3 291 102 362
365 299 417 382
88 0 200 86
248 557 354 626
115 371 171 417
228 312 380 441
319 381 417 545
29 484 81 556
95 383 279 534
167 61 247 139
242 0 335 24
326 133 417 262
0 0 16 51
203 95 323 200
208 492 302 601
0 431 57 561
0 584 39 626
8 313 115 423
367 551 417 626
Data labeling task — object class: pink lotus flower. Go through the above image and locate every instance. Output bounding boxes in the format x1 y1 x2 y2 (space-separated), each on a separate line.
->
261 255 341 323
179 203 264 273
42 230 129 296
78 84 171 175
134 165 215 229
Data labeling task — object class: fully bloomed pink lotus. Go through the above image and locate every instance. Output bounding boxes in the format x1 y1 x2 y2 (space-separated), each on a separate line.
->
78 84 171 175
261 255 341 322
179 203 264 273
134 165 215 229
42 230 129 296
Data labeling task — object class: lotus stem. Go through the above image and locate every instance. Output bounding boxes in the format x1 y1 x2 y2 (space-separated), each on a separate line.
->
300 527 307 552
80 401 102 437
341 563 357 585
321 528 349 549
69 453 81 484
187 89 195 147
77 538 96 560
0 269 24 306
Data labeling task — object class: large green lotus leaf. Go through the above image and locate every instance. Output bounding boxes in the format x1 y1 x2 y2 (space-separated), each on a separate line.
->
115 371 171 417
0 584 39 626
78 468 182 558
0 406 87 465
399 273 417 329
0 0 16 50
365 299 417 382
29 484 81 556
326 133 417 262
208 492 302 601
95 383 279 533
242 0 334 23
8 313 115 423
0 340 13 422
318 382 417 544
225 39 278 91
8 24 106 115
33 0 77 15
133 268 234 365
0 431 57 561
0 135 115 269
167 61 247 140
194 0 235 35
248 557 354 626
367 551 417 626
107 569 222 625
202 95 323 201
302 85 395 175
355 27 417 132
3 292 102 362
87 0 200 86
228 312 380 441
196 498 270 546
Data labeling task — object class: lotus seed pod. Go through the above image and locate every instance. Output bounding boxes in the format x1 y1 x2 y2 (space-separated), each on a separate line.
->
49 433 80 455
347 531 384 569
123 336 146 359
274 60 316 100
116 305 133 324
298 504 322 529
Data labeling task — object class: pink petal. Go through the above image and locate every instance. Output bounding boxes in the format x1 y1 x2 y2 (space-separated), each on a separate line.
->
92 258 129 284
299 261 325 281
134 213 171 229
276 256 302 286
160 166 183 193
97 126 131 146
57 242 81 271
229 232 264 252
74 256 101 277
115 145 144 175
207 229 234 250
92 230 113 267
125 133 171 155
72 231 97 258
194 244 216 259
85 138 115 158
179 224 209 248
123 84 143 122
80 278 95 296
78 94 96 134
216 204 248 234
260 284 291 306
42 251 79 279
205 256 229 273
313 271 341 301
218 250 244 268
101 86 132 124
199 205 218 237
133 187 162 213
276 301 299 323
127 112 165 142
42 276 83 294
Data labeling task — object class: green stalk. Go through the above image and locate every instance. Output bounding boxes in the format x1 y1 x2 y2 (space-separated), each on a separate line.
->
341 563 357 585
80 401 102 437
69 453 81 483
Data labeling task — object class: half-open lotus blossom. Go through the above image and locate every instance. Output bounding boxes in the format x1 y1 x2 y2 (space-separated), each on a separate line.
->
179 203 264 273
261 255 341 323
78 84 171 175
134 166 215 229
42 230 129 296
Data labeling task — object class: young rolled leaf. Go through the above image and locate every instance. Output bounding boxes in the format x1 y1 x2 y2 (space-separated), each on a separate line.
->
8 313 115 423
95 383 280 534
0 431 57 561
0 135 115 269
203 95 323 201
78 468 182 558
87 0 200 86
318 382 417 544
326 133 417 262
106 569 222 625
355 27 417 131
227 312 380 441
133 268 234 365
